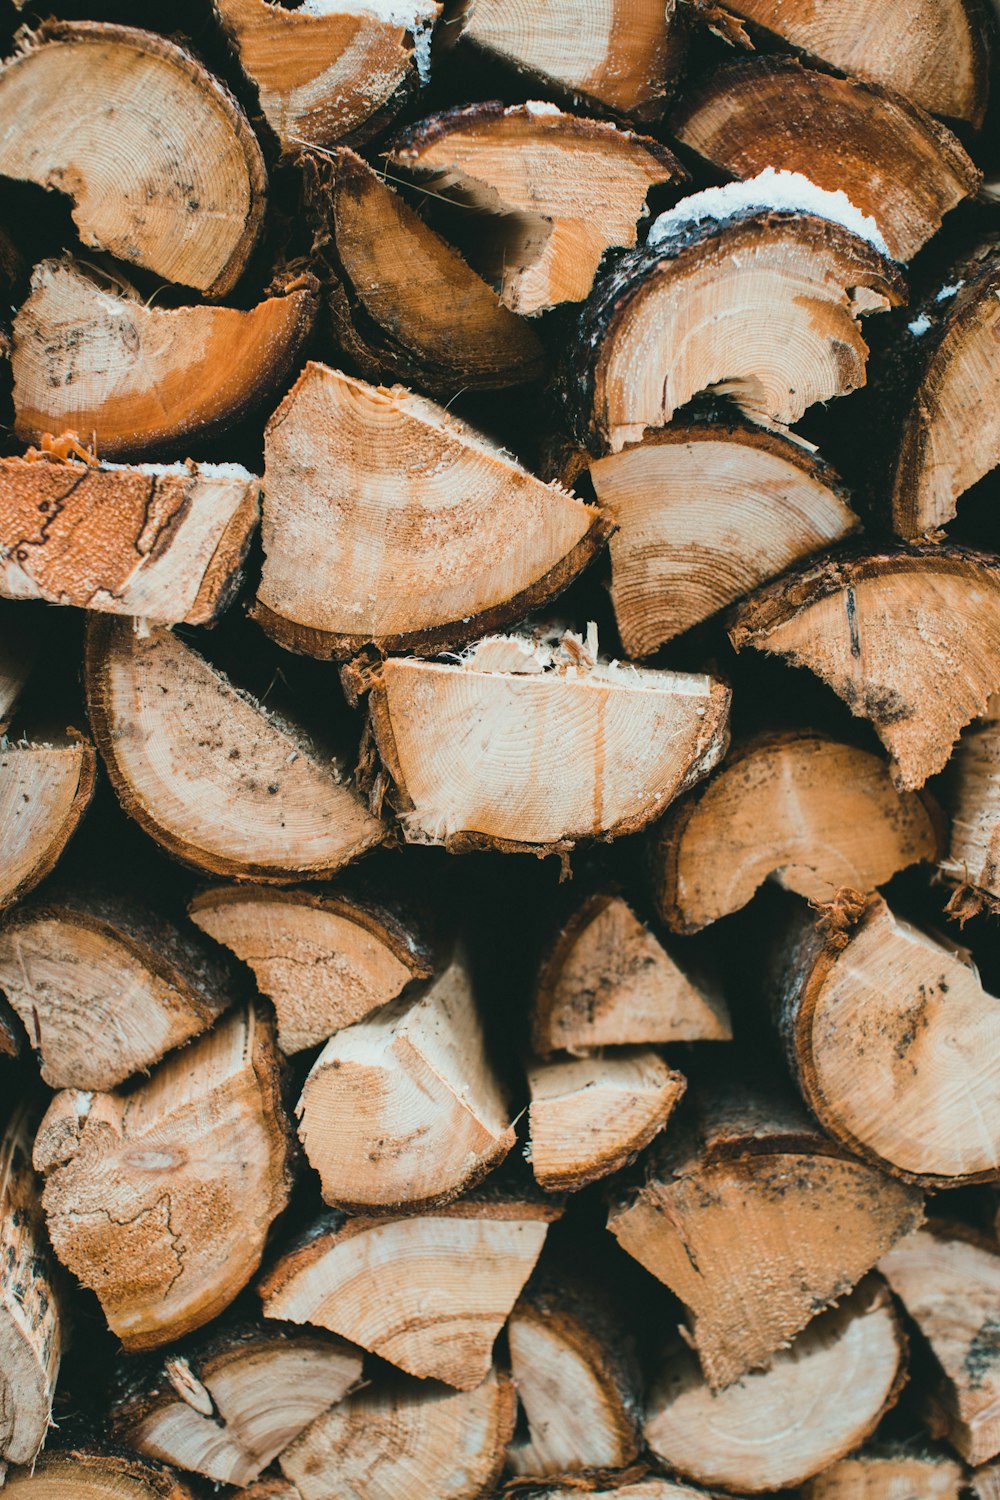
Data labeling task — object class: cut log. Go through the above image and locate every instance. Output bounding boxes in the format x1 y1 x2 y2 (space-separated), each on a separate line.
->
0 737 96 911
296 952 514 1211
188 884 433 1055
0 1106 64 1470
532 892 731 1056
973 1463 1000 1500
456 0 685 120
33 1004 293 1350
110 1321 363 1485
214 0 440 154
368 629 731 854
879 1225 1000 1465
588 421 859 655
608 1088 923 1388
507 1278 641 1477
940 695 1000 909
687 0 990 127
258 1197 558 1388
0 605 36 731
801 1450 963 1498
279 1367 515 1500
388 104 685 314
1 1450 197 1499
84 616 385 882
572 173 903 453
0 883 239 1090
654 733 943 933
776 893 1000 1186
644 1278 905 1493
0 455 259 625
253 362 610 659
13 258 317 461
0 23 266 297
510 1486 718 1500
671 60 979 264
880 243 1000 539
527 1049 686 1192
304 149 545 394
730 548 1000 790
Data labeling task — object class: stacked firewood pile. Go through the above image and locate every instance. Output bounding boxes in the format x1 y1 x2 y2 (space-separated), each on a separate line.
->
1 0 1000 1496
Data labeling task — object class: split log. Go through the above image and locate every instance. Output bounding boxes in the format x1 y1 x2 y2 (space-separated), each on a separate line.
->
33 1004 293 1350
730 549 1000 789
84 616 385 882
973 1464 1000 1500
879 243 1000 539
532 892 730 1056
526 1049 686 1192
571 176 903 453
258 1197 557 1387
776 893 1000 1186
671 60 979 264
1 1450 197 1499
388 104 685 314
0 23 265 297
588 421 859 655
0 605 36 730
509 1486 717 1500
367 629 731 854
654 733 943 933
0 1106 64 1470
13 258 317 461
296 952 514 1211
279 1367 515 1500
688 0 990 127
110 1321 363 1485
0 455 259 625
214 0 440 153
456 0 685 120
253 362 609 659
879 1224 1000 1465
304 149 545 394
507 1278 641 1477
0 883 239 1090
801 1449 963 1498
0 737 96 911
940 696 1000 909
607 1088 923 1388
188 884 433 1055
644 1278 906 1493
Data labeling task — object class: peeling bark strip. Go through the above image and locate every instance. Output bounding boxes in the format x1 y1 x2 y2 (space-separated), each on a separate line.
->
214 0 440 153
388 103 685 314
730 549 1000 790
0 23 266 297
2 1448 198 1498
776 894 1000 1186
259 1198 557 1388
33 1006 293 1350
109 1321 363 1485
253 363 609 659
85 617 385 882
0 457 259 625
0 1107 65 1470
654 732 943 933
368 630 730 853
0 738 96 911
13 259 317 462
608 1088 923 1388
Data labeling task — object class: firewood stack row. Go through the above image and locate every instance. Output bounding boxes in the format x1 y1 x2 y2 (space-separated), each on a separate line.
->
0 0 999 1496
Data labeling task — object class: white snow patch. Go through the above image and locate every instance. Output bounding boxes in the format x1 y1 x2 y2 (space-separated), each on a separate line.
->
936 280 965 302
523 99 563 117
907 313 932 336
647 168 891 258
412 16 433 85
100 459 257 481
73 1091 94 1122
299 0 438 23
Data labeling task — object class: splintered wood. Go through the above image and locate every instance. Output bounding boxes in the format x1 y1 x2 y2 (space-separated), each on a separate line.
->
1 2 999 1497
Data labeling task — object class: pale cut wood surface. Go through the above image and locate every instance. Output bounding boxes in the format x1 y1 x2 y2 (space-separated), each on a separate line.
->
33 1006 292 1350
255 363 609 658
644 1280 905 1493
13 259 316 461
0 23 265 296
589 423 858 655
296 952 514 1211
259 1199 556 1388
0 739 96 911
941 695 1000 903
802 1449 963 1498
0 457 259 624
1 1450 197 1498
655 733 942 932
85 617 384 882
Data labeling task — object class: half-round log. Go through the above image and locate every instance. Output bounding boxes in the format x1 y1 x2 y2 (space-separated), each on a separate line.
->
940 695 1000 909
0 738 96 911
2 1451 196 1499
802 1450 963 1499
